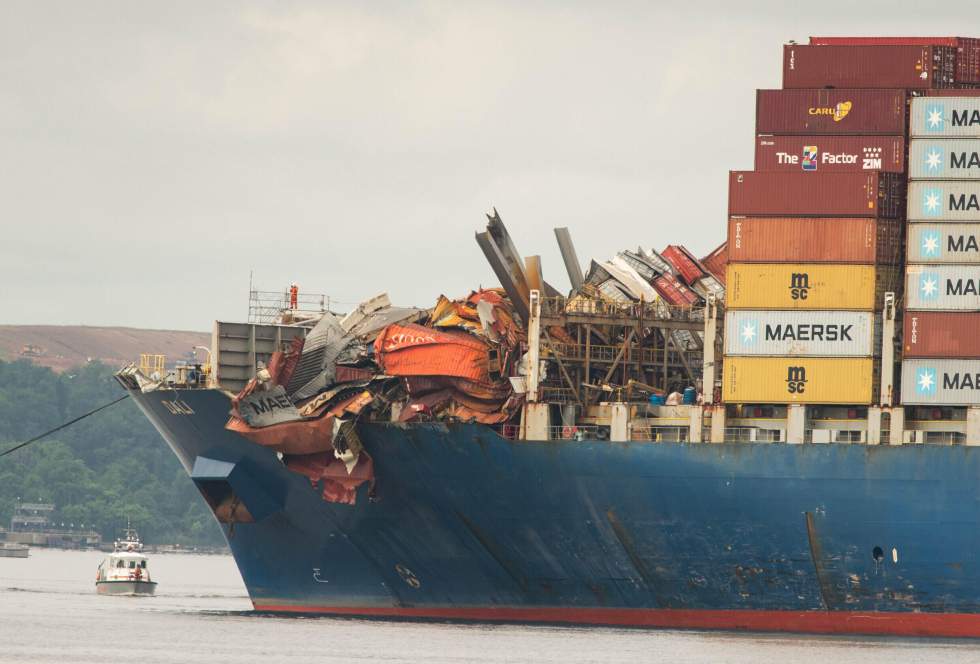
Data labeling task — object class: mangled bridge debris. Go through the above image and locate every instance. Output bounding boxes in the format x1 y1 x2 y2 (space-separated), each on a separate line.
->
119 210 725 505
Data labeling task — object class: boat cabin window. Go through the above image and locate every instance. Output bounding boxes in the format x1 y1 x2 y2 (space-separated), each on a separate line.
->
140 561 147 569
129 561 136 569
116 560 125 568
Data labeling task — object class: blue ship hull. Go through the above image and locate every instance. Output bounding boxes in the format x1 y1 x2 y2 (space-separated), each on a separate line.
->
129 387 980 636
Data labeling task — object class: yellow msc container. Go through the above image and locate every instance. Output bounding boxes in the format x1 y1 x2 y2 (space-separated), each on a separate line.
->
725 264 896 310
722 357 876 404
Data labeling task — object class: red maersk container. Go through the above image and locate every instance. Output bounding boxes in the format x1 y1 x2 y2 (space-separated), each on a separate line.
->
754 135 905 173
809 36 980 83
728 171 905 218
903 311 980 358
783 44 956 89
756 89 908 135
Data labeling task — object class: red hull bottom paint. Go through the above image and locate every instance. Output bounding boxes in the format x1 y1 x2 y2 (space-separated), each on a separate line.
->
252 604 980 638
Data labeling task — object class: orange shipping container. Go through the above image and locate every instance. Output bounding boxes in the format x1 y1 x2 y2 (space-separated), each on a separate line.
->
727 217 902 264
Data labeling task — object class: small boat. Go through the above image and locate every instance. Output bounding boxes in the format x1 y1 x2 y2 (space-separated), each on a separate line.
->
95 527 157 596
0 543 29 558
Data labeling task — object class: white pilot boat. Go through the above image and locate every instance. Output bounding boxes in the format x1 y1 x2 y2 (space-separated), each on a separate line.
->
95 527 157 596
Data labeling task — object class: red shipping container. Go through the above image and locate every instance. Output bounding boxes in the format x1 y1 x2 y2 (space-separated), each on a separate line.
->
754 135 905 173
652 274 699 307
727 217 902 264
783 44 956 89
728 171 905 218
661 245 707 286
701 242 727 284
809 36 980 83
756 89 908 136
903 311 980 358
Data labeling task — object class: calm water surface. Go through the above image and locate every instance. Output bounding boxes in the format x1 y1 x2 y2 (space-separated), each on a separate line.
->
1 548 979 663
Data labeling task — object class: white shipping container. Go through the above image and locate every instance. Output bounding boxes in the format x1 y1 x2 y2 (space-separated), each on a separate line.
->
908 223 980 263
908 181 980 221
725 310 874 357
909 139 980 180
906 265 980 310
901 359 980 405
911 97 980 138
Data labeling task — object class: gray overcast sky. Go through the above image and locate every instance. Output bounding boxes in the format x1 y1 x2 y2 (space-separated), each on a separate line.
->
2 1 975 330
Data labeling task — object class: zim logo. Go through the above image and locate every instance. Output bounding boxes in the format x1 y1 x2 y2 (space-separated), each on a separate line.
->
789 272 809 300
786 366 807 394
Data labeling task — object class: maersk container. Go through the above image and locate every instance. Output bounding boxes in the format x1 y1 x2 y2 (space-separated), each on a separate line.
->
908 181 980 221
783 44 956 89
909 139 980 180
901 359 980 405
728 217 902 265
729 171 904 218
755 135 905 173
722 357 876 404
905 264 980 310
756 89 908 135
911 97 980 137
903 311 980 358
726 264 898 310
724 310 874 357
907 223 980 263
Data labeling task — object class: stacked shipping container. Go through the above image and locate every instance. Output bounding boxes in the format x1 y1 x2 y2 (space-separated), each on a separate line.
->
902 96 980 405
722 79 907 404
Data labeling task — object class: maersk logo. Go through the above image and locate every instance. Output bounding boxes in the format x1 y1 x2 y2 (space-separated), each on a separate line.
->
925 104 945 132
920 230 941 258
922 188 944 216
919 272 940 300
739 319 758 345
916 367 937 395
923 145 944 174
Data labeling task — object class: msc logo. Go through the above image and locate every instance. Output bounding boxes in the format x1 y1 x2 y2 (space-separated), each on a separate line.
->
786 366 807 394
924 104 945 132
801 146 818 171
807 100 852 122
789 272 809 300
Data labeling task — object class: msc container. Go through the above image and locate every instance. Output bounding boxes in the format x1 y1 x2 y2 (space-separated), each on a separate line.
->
909 139 980 180
809 37 980 84
722 357 876 404
911 97 980 137
908 181 980 220
728 171 905 218
907 223 980 263
726 264 898 310
725 310 875 357
783 44 956 89
728 217 902 265
901 358 980 405
754 135 905 173
903 311 980 358
905 264 980 310
756 89 908 135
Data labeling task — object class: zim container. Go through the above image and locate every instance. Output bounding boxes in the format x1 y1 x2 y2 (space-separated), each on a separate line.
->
722 356 876 404
729 171 905 218
783 44 956 89
907 223 980 263
725 310 875 357
908 181 980 220
728 217 902 265
901 358 980 405
903 311 980 358
754 135 905 173
756 89 908 135
905 264 980 310
911 97 980 137
909 139 980 179
725 264 899 310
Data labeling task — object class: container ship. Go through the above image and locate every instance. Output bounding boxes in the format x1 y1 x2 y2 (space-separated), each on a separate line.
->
116 37 980 637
